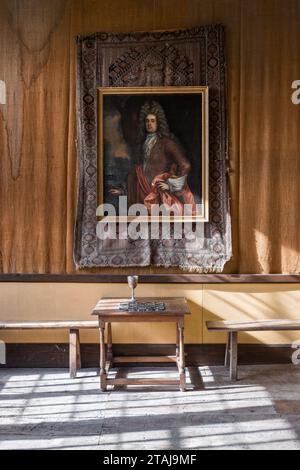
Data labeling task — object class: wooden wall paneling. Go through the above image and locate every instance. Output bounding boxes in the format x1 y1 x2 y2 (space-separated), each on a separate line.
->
207 0 242 273
0 1 25 271
203 283 300 344
0 282 203 344
0 0 300 275
0 0 72 273
238 0 300 273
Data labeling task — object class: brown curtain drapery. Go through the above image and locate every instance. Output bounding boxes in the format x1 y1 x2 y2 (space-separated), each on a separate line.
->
0 0 299 274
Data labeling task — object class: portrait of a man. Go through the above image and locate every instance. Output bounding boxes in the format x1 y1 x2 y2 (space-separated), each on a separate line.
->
98 86 209 220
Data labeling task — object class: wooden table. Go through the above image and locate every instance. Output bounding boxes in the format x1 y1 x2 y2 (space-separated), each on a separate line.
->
91 297 191 392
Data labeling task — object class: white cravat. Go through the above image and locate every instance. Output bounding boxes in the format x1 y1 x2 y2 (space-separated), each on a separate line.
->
143 133 157 173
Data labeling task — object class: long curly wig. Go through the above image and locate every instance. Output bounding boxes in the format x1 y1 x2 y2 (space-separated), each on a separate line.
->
137 100 171 144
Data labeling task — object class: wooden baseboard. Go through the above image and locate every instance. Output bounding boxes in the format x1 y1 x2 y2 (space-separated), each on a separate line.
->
0 343 294 368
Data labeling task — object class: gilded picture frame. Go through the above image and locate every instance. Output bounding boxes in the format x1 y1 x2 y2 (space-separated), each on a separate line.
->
97 86 209 222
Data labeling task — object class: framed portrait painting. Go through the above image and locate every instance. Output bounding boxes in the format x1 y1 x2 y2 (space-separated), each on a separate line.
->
97 86 209 221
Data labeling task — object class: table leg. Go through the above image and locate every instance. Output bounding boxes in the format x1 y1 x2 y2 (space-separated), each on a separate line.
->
69 329 81 379
99 320 107 391
107 322 113 363
178 320 186 392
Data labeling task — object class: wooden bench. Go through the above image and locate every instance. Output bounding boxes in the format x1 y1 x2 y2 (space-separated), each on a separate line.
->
0 321 98 378
206 319 300 381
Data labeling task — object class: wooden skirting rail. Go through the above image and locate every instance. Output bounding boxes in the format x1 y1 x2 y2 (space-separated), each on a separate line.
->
1 274 300 283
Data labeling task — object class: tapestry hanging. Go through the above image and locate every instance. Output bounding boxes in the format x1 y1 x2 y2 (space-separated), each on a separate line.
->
74 25 232 272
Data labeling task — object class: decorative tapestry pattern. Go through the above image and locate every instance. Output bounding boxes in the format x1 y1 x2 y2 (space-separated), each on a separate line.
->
74 25 232 272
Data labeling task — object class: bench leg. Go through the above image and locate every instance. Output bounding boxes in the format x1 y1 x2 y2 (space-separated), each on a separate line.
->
229 331 238 381
69 329 81 379
99 322 107 392
225 333 231 368
176 324 179 359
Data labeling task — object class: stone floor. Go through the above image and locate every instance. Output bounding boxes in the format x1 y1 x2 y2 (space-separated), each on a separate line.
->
1 364 300 450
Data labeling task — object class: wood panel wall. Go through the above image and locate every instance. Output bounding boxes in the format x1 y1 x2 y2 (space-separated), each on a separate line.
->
2 282 300 345
0 0 299 275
